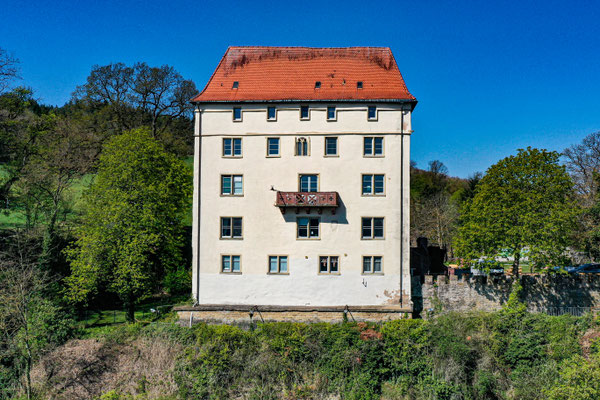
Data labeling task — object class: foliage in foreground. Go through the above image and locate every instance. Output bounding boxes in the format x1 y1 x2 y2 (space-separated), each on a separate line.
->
26 305 600 400
65 128 192 321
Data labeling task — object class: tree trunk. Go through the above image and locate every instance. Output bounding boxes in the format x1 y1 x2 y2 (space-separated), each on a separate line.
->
512 251 521 277
125 296 135 323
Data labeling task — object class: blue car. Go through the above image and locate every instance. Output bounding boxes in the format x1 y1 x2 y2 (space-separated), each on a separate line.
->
571 263 600 274
552 265 578 273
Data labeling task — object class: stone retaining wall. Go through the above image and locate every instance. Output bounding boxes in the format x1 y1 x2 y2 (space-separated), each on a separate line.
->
413 274 600 316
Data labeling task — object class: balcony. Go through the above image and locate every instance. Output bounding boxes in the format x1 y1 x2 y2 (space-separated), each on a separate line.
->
275 191 339 214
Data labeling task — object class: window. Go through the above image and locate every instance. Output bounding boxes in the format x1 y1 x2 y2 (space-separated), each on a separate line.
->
325 137 338 156
327 106 336 121
319 256 339 274
221 175 243 195
315 81 321 89
297 217 319 239
364 136 384 156
267 106 276 121
269 256 288 274
223 138 242 157
362 174 385 195
299 174 318 192
361 217 384 239
300 105 310 120
267 137 280 157
233 107 242 121
368 106 377 120
296 137 309 156
357 81 363 89
221 217 242 239
232 81 239 89
363 256 383 274
222 255 241 273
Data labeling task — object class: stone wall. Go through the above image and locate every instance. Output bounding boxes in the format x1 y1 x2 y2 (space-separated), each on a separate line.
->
413 274 600 316
175 304 411 326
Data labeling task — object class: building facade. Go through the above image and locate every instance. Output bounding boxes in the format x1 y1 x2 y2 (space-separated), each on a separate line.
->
188 47 416 321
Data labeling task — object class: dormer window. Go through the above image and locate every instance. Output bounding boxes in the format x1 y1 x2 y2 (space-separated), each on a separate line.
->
315 81 321 89
232 81 239 89
357 81 363 89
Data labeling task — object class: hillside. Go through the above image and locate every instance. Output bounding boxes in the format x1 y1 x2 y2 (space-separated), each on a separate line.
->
25 309 600 400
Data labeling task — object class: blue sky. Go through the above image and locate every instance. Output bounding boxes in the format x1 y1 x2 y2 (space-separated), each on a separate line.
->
1 0 599 177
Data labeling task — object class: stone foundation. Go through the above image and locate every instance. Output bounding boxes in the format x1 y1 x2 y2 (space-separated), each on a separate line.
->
175 304 411 325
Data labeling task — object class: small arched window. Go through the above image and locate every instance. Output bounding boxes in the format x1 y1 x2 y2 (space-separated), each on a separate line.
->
295 137 309 156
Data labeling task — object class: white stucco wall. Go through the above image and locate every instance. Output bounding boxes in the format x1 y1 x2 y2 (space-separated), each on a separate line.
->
192 103 412 308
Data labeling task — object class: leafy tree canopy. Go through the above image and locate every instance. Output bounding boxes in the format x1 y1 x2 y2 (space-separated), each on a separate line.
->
65 128 192 320
456 147 579 273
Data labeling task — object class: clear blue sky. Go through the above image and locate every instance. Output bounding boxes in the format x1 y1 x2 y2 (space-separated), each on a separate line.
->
2 0 599 177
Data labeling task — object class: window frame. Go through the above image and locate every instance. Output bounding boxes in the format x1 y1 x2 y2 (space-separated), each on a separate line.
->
362 256 384 275
222 137 243 158
295 137 310 156
266 137 281 158
324 136 339 157
267 255 289 275
318 255 340 275
221 254 242 274
220 216 243 239
267 106 277 121
300 105 310 120
367 106 377 121
361 217 385 240
220 174 243 196
361 174 386 196
363 136 384 157
232 107 242 122
296 216 320 240
326 106 337 121
298 173 319 192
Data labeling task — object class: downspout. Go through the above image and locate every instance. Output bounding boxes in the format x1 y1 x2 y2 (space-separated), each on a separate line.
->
400 108 404 308
193 105 202 304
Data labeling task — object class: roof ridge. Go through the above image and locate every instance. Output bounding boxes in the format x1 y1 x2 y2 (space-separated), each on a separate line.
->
226 46 392 50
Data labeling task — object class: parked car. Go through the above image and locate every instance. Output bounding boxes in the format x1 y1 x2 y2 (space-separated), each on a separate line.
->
551 265 578 273
471 260 504 276
570 263 600 274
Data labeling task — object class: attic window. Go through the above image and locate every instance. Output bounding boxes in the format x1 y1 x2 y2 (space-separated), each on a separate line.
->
232 81 239 89
315 81 321 89
357 81 363 89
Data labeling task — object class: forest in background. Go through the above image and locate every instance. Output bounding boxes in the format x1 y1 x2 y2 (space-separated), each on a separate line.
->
3 45 600 399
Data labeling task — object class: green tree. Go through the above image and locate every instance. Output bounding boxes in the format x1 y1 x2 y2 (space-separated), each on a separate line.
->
456 147 579 275
583 172 600 260
0 230 74 400
73 62 197 155
65 128 192 321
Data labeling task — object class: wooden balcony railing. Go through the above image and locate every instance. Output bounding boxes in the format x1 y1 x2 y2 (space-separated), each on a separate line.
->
275 191 339 214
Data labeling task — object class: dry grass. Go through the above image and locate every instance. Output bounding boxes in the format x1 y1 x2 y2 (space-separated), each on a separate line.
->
31 336 180 399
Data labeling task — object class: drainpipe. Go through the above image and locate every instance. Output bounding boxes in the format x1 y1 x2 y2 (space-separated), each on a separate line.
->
400 108 404 308
192 106 202 304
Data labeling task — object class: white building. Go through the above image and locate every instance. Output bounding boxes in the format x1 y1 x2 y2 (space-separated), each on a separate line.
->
187 47 416 322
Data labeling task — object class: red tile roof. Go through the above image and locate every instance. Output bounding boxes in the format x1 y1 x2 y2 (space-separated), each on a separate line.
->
192 47 416 104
